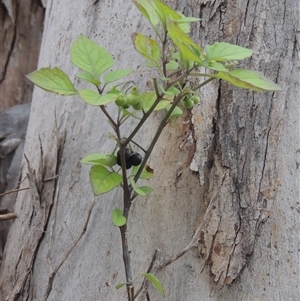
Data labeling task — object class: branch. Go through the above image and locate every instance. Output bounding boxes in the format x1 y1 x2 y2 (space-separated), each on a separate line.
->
0 212 18 221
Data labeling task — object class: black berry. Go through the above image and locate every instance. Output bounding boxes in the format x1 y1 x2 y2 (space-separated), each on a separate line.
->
117 148 131 166
128 153 142 166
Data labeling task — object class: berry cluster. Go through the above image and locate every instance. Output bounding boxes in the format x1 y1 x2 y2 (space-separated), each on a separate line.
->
117 149 142 169
115 86 144 111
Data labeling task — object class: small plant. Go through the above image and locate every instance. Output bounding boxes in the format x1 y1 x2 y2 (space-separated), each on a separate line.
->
26 0 281 299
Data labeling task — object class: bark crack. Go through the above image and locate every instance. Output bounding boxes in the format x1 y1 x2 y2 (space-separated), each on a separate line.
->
0 1 18 84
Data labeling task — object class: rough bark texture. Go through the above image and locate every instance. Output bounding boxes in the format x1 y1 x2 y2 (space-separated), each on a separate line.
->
0 0 45 111
0 0 299 300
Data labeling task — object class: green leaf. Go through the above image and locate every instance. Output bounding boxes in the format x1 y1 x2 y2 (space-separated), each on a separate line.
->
112 208 126 227
140 273 165 297
140 91 171 112
173 14 201 33
133 0 160 29
90 165 122 195
160 86 180 96
206 42 253 61
166 19 202 64
104 69 133 84
132 165 154 180
76 72 100 86
165 105 183 120
70 34 114 82
79 89 119 106
215 69 282 91
166 60 179 71
116 282 126 290
130 178 152 196
26 67 77 95
81 153 117 167
153 0 181 30
139 186 153 195
201 60 228 72
132 33 161 66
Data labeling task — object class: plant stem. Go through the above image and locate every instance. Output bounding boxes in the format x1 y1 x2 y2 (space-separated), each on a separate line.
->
133 92 186 183
192 77 215 91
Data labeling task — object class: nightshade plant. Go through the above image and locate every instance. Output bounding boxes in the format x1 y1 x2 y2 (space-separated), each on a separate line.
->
26 0 281 300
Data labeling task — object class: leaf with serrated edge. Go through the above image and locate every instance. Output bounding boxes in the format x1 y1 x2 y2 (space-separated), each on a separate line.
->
71 34 114 81
112 208 126 227
90 165 122 195
26 67 77 95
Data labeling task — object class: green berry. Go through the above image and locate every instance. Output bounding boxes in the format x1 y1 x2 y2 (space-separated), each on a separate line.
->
126 93 140 105
115 94 127 107
191 95 200 104
132 101 144 110
105 155 117 167
183 98 194 109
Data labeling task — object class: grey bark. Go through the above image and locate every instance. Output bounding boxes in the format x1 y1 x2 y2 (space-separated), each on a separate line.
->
0 0 299 301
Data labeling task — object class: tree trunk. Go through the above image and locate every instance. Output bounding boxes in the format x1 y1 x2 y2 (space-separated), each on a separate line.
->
0 1 298 300
0 0 45 110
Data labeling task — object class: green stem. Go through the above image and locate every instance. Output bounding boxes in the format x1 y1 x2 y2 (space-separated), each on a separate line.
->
123 95 163 147
192 77 215 91
133 92 186 183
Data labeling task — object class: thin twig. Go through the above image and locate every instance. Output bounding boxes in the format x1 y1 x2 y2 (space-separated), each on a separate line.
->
0 175 58 197
0 213 18 221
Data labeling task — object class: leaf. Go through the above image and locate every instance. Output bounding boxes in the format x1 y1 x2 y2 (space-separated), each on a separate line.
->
81 153 117 167
132 165 154 179
90 165 122 195
70 34 114 82
130 178 152 196
76 72 100 86
166 19 202 64
201 60 228 72
104 69 133 84
153 0 181 30
215 69 282 91
140 91 171 112
206 42 253 61
173 14 201 33
116 282 126 290
132 33 161 66
78 89 120 106
160 86 180 96
133 0 160 29
166 60 179 71
140 273 165 297
26 67 77 95
112 208 126 227
139 186 153 195
165 105 183 120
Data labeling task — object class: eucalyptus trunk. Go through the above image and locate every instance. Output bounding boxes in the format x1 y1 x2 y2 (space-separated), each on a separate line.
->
0 1 298 300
